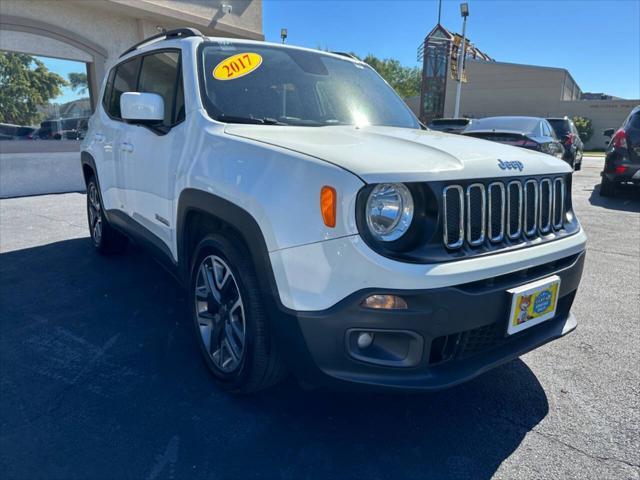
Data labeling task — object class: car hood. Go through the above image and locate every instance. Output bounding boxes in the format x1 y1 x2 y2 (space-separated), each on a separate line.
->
224 124 571 183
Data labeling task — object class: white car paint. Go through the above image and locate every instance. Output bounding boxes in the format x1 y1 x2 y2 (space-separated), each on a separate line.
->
225 124 571 183
83 35 586 312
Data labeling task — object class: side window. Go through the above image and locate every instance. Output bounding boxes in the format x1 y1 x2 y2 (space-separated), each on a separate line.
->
542 122 552 137
174 70 185 124
109 57 141 119
102 68 115 113
138 51 183 127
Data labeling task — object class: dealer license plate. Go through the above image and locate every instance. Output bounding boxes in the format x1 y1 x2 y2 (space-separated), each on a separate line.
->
507 276 561 336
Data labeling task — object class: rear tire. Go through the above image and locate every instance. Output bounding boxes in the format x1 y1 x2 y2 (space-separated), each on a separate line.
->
190 233 287 393
599 177 616 197
86 177 128 254
574 151 583 171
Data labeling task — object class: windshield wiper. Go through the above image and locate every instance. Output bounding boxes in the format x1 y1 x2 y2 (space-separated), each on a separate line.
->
216 114 287 125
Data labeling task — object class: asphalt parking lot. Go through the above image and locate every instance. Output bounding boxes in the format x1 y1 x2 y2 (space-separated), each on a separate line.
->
1 156 638 479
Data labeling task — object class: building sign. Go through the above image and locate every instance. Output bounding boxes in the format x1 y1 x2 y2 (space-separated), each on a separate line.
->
450 37 468 83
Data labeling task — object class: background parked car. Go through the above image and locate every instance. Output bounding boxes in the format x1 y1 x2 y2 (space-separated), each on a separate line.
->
461 116 564 158
547 117 584 170
0 123 37 140
428 118 471 134
600 105 640 196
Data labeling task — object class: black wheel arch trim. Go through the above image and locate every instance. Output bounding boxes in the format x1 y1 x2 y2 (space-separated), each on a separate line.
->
80 151 98 185
81 151 112 224
176 188 319 381
176 189 280 295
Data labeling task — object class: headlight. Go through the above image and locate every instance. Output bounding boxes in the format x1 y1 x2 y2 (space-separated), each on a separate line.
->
365 183 414 241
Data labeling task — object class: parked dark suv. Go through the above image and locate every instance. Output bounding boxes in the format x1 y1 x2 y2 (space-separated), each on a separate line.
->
547 117 584 170
600 105 640 197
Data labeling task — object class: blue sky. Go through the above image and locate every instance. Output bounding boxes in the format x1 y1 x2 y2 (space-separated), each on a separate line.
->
263 0 640 99
36 56 88 104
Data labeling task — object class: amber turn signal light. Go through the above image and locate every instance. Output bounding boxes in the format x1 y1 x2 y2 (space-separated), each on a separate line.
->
320 186 337 228
361 295 408 310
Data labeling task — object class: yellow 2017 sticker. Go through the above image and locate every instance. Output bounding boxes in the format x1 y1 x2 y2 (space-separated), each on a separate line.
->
213 52 263 80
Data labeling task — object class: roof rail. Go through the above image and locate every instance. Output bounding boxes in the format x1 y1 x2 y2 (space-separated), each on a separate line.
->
119 27 204 58
330 51 360 61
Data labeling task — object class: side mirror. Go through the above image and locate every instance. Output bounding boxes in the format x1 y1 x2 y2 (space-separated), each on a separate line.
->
121 92 164 122
603 128 615 138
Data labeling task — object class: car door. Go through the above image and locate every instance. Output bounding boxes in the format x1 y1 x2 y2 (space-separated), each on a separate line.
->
102 56 141 213
124 50 185 255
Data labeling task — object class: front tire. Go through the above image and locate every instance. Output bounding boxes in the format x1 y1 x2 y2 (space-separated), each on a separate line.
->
86 177 128 253
190 233 286 393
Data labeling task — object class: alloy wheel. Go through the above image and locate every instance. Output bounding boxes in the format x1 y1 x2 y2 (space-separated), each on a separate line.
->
194 255 246 373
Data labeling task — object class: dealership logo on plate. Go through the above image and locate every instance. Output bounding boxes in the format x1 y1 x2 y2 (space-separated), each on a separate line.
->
497 159 524 171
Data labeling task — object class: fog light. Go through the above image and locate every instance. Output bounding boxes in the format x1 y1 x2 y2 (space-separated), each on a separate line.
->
362 294 408 310
357 332 374 349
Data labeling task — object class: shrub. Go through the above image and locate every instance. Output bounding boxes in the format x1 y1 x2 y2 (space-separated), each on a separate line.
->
572 116 593 143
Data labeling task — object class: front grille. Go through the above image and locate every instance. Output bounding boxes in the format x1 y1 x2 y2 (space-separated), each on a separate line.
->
488 182 505 242
443 185 464 249
507 181 522 239
524 179 538 236
443 177 567 250
552 178 565 229
539 179 552 233
466 183 485 245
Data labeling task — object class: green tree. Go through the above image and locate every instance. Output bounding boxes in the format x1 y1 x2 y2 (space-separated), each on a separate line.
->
363 55 421 98
572 116 593 143
68 72 88 95
0 52 67 125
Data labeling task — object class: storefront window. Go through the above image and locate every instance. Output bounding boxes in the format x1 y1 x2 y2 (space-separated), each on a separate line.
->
0 51 92 145
420 40 449 124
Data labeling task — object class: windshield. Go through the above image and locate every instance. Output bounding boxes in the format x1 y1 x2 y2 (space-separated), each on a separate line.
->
199 42 420 128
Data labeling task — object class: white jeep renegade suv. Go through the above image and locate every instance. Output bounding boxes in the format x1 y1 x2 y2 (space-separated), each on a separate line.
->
81 29 587 392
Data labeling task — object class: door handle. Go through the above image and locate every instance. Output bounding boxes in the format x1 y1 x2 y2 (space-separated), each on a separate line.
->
120 142 134 153
94 133 105 143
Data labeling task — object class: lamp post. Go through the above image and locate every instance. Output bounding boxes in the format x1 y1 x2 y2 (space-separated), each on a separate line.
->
453 2 469 118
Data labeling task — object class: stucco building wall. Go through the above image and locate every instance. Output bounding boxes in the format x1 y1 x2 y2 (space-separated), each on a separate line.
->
0 0 263 198
437 60 638 150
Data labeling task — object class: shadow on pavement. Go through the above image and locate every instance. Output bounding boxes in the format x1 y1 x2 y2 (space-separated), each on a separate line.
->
1 238 549 479
589 183 640 212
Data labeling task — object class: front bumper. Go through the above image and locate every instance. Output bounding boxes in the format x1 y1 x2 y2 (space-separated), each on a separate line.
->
282 250 585 391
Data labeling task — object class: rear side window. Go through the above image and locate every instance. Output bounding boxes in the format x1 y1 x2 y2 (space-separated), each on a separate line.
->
629 112 640 129
102 69 116 113
108 57 141 119
548 119 570 137
138 51 183 127
570 121 579 136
